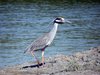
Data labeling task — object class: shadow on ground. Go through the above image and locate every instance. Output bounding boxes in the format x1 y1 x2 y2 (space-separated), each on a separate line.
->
22 63 44 68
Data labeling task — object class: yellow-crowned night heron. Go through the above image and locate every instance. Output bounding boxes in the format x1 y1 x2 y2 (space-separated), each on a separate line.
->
24 17 71 65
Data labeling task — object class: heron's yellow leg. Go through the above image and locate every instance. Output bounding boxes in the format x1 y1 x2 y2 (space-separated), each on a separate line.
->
31 51 40 65
31 51 34 57
42 51 45 64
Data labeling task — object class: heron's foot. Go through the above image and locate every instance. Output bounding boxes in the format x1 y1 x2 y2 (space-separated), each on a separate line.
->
40 63 45 65
42 62 45 65
37 62 45 68
40 62 45 65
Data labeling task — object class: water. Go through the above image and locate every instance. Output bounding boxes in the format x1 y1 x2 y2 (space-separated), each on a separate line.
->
0 3 100 68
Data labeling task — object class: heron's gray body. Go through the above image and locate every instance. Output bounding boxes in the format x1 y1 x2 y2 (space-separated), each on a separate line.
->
25 23 58 53
24 17 70 65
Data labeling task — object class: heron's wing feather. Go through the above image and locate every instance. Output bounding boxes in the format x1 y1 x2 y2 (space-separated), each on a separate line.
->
25 33 50 53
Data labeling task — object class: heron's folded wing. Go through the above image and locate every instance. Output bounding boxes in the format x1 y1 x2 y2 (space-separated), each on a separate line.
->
25 33 50 53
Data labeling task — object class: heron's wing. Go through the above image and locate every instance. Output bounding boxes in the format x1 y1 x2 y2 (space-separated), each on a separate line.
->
25 33 50 53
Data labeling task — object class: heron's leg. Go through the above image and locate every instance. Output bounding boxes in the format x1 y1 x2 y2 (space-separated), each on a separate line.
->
31 51 40 65
42 51 45 64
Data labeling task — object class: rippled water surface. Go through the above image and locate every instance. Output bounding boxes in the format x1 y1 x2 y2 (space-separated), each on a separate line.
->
0 3 100 68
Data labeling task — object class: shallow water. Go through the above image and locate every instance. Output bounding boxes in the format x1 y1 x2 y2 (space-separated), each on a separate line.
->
0 3 100 68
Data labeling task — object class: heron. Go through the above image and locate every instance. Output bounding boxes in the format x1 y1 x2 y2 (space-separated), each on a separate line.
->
24 17 71 66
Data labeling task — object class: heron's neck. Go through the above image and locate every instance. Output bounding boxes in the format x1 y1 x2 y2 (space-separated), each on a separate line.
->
50 23 58 33
53 23 58 29
47 23 59 45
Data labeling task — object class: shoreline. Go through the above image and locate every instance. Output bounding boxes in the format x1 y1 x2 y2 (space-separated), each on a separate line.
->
0 46 100 75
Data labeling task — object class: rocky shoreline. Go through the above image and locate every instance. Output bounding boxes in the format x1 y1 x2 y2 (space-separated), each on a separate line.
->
0 46 100 75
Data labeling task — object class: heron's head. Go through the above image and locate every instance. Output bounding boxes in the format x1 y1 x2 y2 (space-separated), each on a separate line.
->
54 17 65 24
54 17 71 24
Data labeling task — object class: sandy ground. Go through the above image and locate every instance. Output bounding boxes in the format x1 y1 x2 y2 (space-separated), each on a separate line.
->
0 46 100 75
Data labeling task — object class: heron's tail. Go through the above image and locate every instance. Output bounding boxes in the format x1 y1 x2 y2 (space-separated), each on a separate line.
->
24 50 30 54
24 45 31 54
24 48 29 54
24 50 27 53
